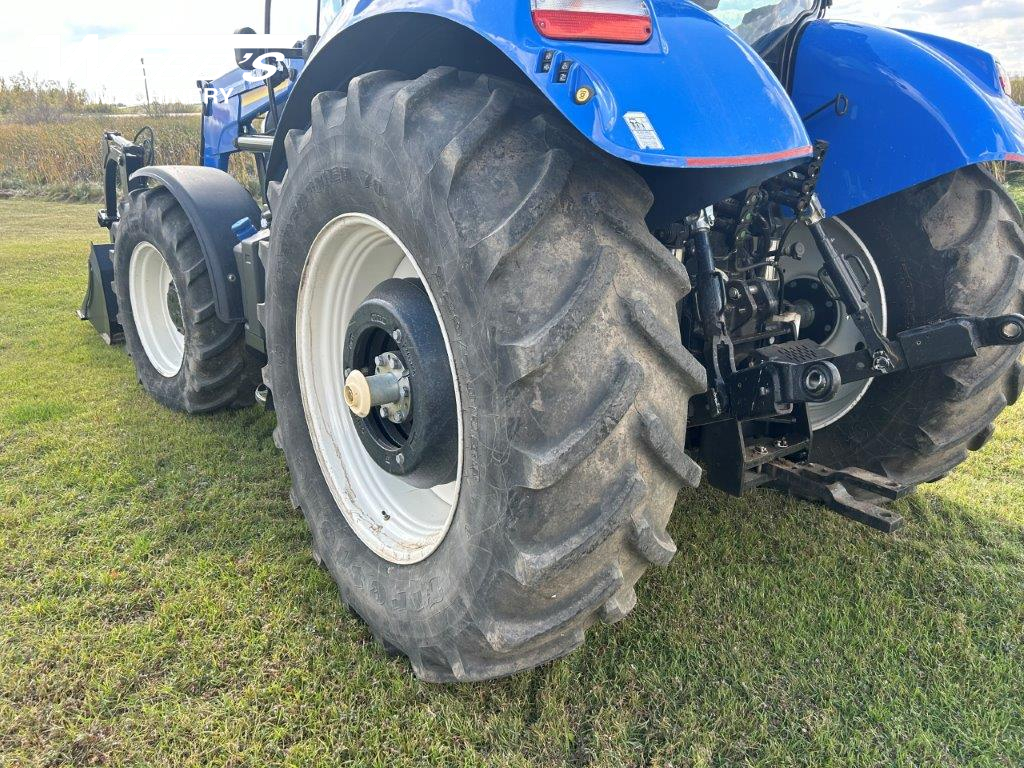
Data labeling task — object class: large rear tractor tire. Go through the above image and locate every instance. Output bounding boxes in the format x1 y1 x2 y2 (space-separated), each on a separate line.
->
113 187 262 413
812 165 1024 486
264 68 707 681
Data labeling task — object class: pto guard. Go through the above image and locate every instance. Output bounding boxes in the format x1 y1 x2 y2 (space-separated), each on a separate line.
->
269 1 812 181
791 20 1024 216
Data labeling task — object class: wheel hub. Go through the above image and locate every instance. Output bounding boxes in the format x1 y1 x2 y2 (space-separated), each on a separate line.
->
343 352 411 423
295 213 462 564
343 278 458 489
777 218 887 430
783 277 840 345
166 283 185 335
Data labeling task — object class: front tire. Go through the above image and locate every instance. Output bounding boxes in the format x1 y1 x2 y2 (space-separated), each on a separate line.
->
265 68 707 681
113 187 261 413
812 165 1024 485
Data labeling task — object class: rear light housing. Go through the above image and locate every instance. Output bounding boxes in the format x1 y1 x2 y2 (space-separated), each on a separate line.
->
531 1 653 44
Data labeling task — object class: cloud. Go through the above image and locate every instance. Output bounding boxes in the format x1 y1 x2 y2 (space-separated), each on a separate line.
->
66 23 132 38
0 0 313 103
839 0 1024 69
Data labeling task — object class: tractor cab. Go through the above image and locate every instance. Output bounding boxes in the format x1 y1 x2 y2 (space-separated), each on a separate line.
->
701 0 820 41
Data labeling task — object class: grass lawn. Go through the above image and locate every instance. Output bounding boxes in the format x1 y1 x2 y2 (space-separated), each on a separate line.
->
1 198 1023 767
1008 180 1024 210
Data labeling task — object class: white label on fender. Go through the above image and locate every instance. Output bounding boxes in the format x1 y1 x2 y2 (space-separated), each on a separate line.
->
623 111 664 151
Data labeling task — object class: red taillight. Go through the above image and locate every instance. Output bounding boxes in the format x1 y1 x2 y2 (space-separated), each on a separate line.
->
996 60 1013 98
531 1 653 44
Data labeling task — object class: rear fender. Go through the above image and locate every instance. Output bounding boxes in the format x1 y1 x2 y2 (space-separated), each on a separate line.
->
791 20 1024 216
132 166 261 324
267 2 812 182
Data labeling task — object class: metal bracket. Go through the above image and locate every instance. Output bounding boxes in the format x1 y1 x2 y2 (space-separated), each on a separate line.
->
97 132 147 230
78 243 124 345
686 142 1024 529
763 459 909 533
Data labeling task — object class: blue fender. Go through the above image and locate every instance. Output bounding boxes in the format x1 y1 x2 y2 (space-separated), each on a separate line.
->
791 20 1024 217
267 1 812 181
133 166 261 324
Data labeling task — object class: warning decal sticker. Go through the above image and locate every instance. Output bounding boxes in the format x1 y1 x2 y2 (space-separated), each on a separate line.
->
623 111 665 151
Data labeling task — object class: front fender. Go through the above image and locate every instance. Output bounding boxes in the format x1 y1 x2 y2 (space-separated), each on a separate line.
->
133 166 260 324
268 1 811 181
791 20 1024 216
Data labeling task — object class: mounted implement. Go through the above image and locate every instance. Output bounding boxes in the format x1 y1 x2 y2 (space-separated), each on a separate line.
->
79 0 1024 681
78 131 149 343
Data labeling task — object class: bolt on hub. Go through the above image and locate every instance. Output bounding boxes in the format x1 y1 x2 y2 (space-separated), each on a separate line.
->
342 278 458 489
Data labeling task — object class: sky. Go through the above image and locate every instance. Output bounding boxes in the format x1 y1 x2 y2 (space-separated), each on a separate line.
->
0 0 1021 105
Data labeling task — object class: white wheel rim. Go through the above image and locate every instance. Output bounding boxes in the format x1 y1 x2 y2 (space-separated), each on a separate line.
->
129 241 184 378
295 214 462 564
779 218 888 430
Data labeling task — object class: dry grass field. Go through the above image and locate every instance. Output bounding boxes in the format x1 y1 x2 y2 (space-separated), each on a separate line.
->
0 115 258 202
1 70 1020 205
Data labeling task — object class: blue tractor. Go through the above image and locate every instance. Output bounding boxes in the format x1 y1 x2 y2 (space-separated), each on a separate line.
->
80 0 1024 681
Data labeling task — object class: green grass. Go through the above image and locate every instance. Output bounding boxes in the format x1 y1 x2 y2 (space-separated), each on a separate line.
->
1 198 1023 767
1008 180 1024 210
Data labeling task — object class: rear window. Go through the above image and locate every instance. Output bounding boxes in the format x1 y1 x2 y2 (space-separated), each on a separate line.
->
704 0 817 44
